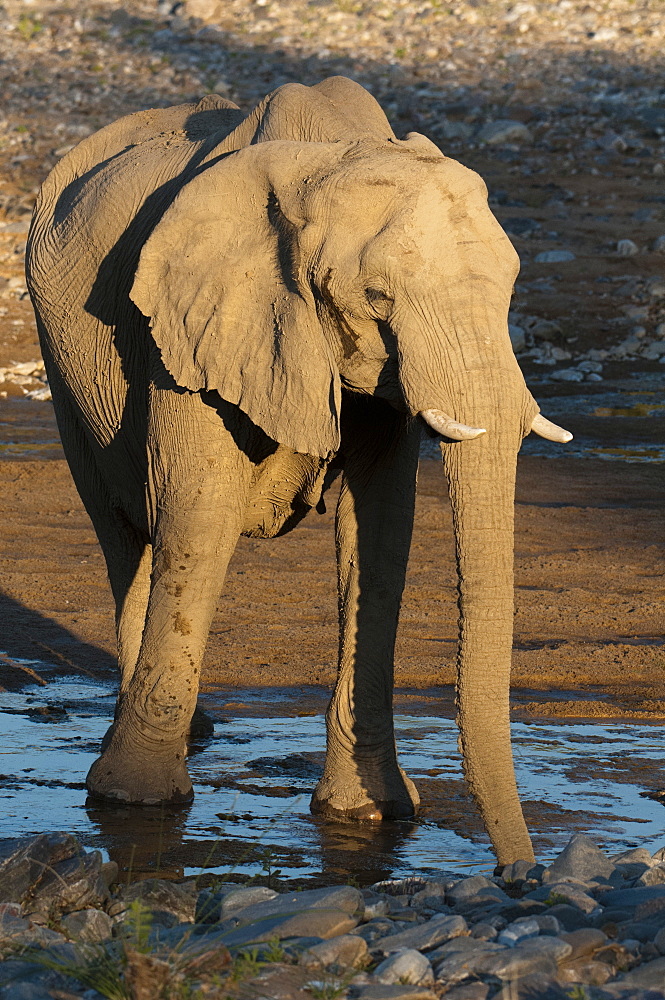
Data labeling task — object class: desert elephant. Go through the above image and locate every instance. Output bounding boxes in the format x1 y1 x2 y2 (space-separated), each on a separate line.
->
26 76 571 866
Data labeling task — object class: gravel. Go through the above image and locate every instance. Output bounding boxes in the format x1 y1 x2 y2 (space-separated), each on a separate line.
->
0 0 664 395
2 831 665 997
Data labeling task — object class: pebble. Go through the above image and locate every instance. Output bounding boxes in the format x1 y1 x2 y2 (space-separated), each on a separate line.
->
122 878 196 926
542 833 617 884
476 120 532 145
549 368 584 382
4 832 665 998
617 238 639 256
374 948 434 986
534 250 576 263
60 907 113 942
373 913 467 954
645 276 665 298
509 323 526 352
653 235 665 253
299 932 368 971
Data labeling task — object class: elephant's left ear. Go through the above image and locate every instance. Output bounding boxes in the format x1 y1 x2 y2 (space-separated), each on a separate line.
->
130 141 344 458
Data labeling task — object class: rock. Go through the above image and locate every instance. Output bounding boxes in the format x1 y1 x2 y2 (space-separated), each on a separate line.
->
351 917 397 944
617 239 639 256
0 834 81 904
374 949 434 986
231 884 363 926
502 217 541 237
299 932 368 971
473 942 559 980
597 885 665 909
558 958 613 985
500 861 534 885
550 368 585 382
0 220 30 234
490 974 567 1000
542 834 616 884
508 324 526 352
433 942 506 983
655 926 665 953
373 913 467 954
541 904 590 932
616 919 663 942
653 235 665 253
534 250 576 263
220 905 358 946
577 360 603 373
497 917 540 947
619 955 665 988
534 915 562 935
196 884 277 923
100 861 119 888
362 894 391 920
410 884 449 913
635 865 665 887
121 879 196 926
440 121 473 142
528 882 599 914
470 922 497 940
440 985 490 1000
185 0 222 20
560 928 607 959
646 276 665 298
530 318 562 341
447 876 506 906
60 907 112 942
510 935 572 963
24 849 109 917
355 985 437 1000
477 120 532 145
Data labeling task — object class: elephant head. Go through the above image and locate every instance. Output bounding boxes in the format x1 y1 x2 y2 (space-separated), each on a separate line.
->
130 114 570 865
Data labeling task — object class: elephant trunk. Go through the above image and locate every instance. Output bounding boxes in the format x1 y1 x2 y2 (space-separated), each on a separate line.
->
440 417 534 866
396 296 539 864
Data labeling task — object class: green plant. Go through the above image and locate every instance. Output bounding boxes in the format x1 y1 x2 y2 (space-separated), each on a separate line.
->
228 947 264 982
22 945 129 1000
262 937 287 963
258 847 282 888
121 899 154 952
567 988 590 1000
305 975 351 1000
17 15 42 40
544 891 569 906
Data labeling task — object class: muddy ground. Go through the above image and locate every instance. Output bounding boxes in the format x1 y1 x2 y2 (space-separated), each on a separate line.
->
0 404 662 721
0 0 663 722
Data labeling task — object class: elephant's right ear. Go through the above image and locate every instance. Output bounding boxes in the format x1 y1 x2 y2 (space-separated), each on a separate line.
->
130 141 344 458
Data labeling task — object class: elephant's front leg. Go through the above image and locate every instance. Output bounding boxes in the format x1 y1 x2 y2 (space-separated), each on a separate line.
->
87 399 252 805
311 396 420 821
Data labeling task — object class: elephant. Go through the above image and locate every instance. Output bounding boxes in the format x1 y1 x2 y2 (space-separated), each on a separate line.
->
26 76 571 867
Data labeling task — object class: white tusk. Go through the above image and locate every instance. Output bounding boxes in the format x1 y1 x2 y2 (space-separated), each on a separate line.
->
420 409 486 441
531 413 573 443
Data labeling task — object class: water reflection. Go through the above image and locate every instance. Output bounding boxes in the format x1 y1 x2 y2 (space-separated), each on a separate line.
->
85 800 192 882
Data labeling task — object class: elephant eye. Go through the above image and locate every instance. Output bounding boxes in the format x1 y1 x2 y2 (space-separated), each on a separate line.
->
365 287 391 303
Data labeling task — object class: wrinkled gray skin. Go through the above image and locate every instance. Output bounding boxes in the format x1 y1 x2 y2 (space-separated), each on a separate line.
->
27 77 544 866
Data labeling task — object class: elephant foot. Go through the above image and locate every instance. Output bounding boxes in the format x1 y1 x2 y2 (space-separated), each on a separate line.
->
86 741 193 806
310 766 419 822
100 702 214 753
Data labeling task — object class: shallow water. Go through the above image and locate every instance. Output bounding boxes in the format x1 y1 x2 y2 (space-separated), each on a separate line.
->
520 373 665 463
1 669 664 885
